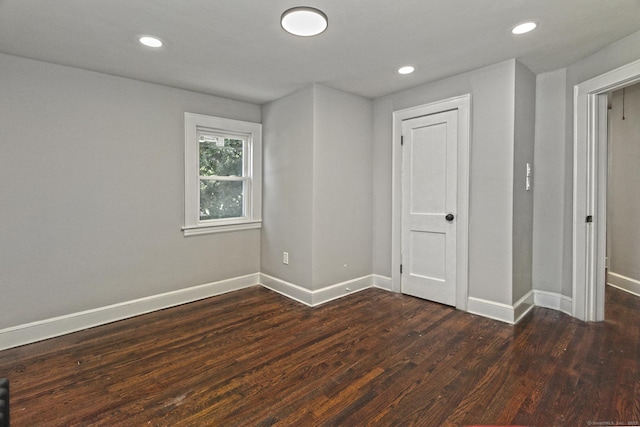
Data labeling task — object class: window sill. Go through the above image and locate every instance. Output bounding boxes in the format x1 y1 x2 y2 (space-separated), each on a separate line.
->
182 221 262 237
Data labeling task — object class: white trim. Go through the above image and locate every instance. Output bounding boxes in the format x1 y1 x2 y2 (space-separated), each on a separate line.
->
514 291 535 323
391 94 471 311
310 276 376 306
259 273 315 306
467 291 534 325
259 273 385 307
0 273 261 351
182 221 261 236
573 58 640 321
372 274 393 291
1 270 589 350
607 272 640 297
1 273 395 350
467 297 516 324
533 290 573 316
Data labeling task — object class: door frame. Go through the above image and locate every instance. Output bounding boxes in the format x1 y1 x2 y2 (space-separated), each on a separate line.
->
573 58 640 321
391 94 471 310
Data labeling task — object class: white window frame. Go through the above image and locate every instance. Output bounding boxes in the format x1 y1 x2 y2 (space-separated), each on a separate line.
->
183 113 262 236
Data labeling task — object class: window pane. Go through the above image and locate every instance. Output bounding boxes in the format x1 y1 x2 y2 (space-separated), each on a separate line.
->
199 136 243 177
200 180 244 220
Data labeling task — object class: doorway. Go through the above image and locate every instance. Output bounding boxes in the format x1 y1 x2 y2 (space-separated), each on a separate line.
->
574 58 640 322
391 94 470 310
606 83 640 302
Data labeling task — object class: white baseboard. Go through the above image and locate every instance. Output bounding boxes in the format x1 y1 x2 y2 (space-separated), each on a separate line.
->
0 273 260 351
467 291 534 325
259 273 315 306
372 274 393 291
259 273 391 307
467 290 576 325
607 271 640 297
310 275 377 306
514 291 535 323
467 297 516 324
1 270 581 350
533 290 573 316
1 273 395 351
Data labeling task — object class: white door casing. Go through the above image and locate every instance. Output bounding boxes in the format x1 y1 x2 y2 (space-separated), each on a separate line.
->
401 111 458 305
391 94 470 311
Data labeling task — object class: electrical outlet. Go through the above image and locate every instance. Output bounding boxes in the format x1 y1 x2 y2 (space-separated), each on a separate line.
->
283 252 289 265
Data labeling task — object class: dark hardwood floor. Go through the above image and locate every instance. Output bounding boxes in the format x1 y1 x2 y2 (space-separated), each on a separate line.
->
0 285 638 426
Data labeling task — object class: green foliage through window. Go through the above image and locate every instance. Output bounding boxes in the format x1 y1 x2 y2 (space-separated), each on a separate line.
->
200 180 244 220
199 137 243 177
198 134 246 220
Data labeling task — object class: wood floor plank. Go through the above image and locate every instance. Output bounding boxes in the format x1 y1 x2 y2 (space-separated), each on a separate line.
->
1 285 639 426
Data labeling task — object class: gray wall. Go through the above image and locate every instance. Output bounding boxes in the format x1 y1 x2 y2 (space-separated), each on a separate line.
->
261 84 374 291
512 61 536 303
532 29 640 297
0 53 261 329
608 83 640 281
532 68 568 294
372 97 394 278
260 86 315 288
312 85 373 289
373 60 521 305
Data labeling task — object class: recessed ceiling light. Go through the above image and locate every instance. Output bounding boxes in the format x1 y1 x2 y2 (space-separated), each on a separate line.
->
512 22 537 35
397 66 415 75
139 36 163 48
281 7 328 37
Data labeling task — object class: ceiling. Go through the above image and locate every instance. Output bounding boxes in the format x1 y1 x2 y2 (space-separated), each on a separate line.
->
1 0 640 104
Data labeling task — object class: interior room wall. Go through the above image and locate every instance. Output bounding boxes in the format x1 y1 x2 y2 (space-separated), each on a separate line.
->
532 68 567 294
512 61 536 304
261 84 374 291
373 59 520 306
311 84 373 290
0 53 262 329
371 97 395 279
608 83 640 284
260 86 315 289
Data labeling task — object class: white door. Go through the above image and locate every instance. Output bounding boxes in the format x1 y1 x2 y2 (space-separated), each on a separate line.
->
401 110 458 306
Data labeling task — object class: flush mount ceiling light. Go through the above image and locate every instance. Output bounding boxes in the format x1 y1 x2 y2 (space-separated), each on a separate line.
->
511 21 537 35
397 65 415 75
281 7 328 37
139 36 163 48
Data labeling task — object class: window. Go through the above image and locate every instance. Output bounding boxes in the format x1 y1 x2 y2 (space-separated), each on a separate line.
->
183 113 262 236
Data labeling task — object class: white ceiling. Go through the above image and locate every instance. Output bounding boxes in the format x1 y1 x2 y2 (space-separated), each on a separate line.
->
1 0 640 104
